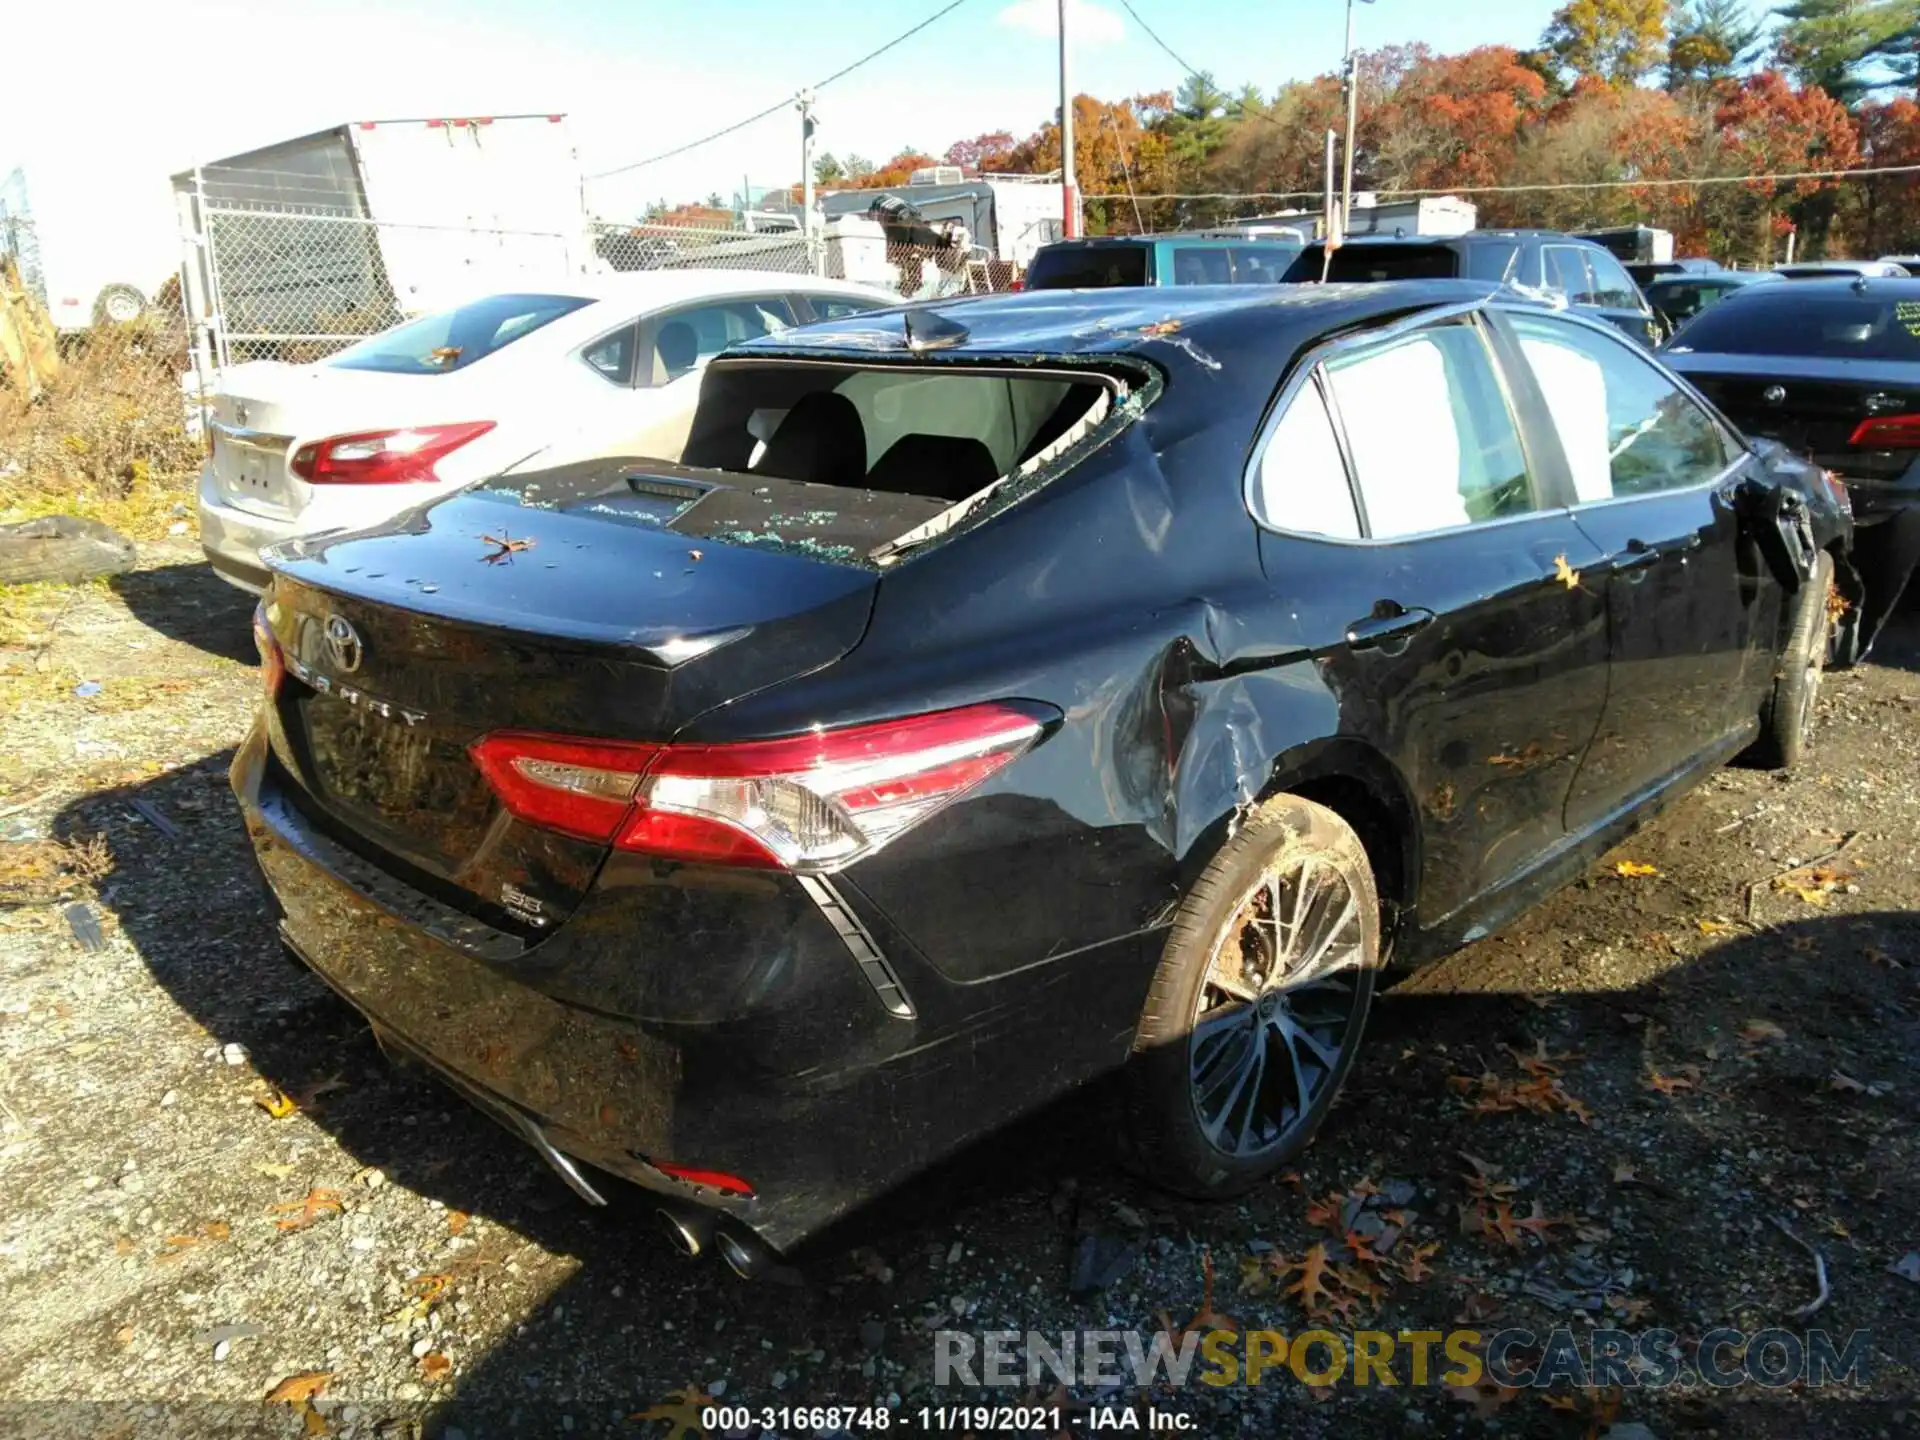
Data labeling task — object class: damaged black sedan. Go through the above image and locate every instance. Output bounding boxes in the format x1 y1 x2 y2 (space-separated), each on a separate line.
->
234 281 1852 1272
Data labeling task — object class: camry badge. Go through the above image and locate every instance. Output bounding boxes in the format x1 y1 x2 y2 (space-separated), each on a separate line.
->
323 615 364 673
1763 384 1788 405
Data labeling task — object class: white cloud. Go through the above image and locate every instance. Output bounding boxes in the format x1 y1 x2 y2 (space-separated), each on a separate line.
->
996 0 1126 50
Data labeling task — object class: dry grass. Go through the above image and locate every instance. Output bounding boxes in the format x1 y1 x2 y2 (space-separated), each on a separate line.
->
0 316 202 539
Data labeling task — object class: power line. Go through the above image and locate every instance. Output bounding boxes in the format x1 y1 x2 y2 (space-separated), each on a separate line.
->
1087 161 1920 204
1116 0 1202 79
586 0 974 181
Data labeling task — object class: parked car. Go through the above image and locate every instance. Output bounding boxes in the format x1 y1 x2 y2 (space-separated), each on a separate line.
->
1775 260 1911 279
197 271 897 592
1664 276 1920 641
1625 257 1722 288
237 281 1851 1269
1643 268 1781 329
1024 233 1302 289
1285 231 1664 346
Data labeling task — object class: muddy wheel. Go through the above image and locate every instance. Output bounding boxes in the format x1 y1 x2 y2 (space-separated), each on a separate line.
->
1124 796 1379 1199
1749 550 1835 771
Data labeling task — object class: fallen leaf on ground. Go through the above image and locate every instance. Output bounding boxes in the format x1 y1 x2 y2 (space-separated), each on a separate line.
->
1552 554 1580 590
1698 918 1735 935
255 1089 298 1120
269 1187 344 1232
1611 1162 1640 1185
1397 1241 1440 1283
447 1210 470 1237
265 1371 332 1405
253 1162 296 1180
1614 860 1659 878
1645 1069 1698 1097
157 1221 230 1264
1739 1019 1788 1044
631 1386 716 1439
419 1351 452 1381
1278 1243 1340 1317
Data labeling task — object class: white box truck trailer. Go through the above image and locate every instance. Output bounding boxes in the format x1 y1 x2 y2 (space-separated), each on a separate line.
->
173 115 587 360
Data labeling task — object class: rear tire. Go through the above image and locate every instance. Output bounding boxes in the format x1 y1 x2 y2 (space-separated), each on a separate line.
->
92 284 146 327
1124 796 1379 1200
1749 550 1835 771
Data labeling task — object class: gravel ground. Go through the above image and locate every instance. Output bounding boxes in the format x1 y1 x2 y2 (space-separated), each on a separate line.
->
0 544 1915 1440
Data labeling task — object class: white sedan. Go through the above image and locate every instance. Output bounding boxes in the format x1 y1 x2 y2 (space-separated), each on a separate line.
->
198 270 897 592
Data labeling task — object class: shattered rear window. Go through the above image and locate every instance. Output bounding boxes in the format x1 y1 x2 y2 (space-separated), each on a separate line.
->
476 361 1137 565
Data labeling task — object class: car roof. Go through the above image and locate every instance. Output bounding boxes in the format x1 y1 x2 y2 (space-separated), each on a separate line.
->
1732 274 1920 292
557 269 893 305
1037 233 1298 248
1647 270 1774 287
729 278 1506 372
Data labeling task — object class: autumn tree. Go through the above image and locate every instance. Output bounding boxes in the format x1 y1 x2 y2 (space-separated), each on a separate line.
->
1857 97 1920 246
839 150 942 190
1774 0 1920 102
944 131 1017 173
1666 0 1764 90
1541 0 1669 86
1713 71 1861 260
1009 94 1174 232
1366 46 1548 192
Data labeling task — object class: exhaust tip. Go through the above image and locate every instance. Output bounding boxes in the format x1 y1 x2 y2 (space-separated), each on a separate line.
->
716 1230 758 1279
659 1207 711 1258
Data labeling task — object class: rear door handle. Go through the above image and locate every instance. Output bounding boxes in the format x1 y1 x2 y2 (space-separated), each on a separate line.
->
1609 540 1663 574
1345 606 1435 652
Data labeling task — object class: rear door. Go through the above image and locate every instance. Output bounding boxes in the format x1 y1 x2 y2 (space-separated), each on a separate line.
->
1250 313 1611 925
1500 310 1773 829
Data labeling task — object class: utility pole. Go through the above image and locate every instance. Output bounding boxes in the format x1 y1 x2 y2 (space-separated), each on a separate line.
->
1340 0 1375 240
1059 0 1080 238
796 90 820 273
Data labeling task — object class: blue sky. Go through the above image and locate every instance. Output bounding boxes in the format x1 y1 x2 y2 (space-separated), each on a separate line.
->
8 0 1772 233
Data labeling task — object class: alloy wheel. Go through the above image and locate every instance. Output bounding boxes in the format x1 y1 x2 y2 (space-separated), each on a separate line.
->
1187 856 1368 1158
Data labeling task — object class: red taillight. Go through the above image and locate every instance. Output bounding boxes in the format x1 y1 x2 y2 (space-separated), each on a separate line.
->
289 421 496 484
469 702 1052 870
652 1162 755 1196
252 602 284 699
468 731 660 842
1847 413 1920 449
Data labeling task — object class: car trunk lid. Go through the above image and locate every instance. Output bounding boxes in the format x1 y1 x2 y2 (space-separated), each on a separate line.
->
1677 351 1920 483
260 464 943 927
210 361 468 520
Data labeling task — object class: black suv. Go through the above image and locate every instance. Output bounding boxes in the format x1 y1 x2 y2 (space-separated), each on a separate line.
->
1287 231 1663 346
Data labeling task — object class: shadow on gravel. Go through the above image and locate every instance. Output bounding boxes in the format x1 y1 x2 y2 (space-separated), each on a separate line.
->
56 744 1920 1437
108 562 255 664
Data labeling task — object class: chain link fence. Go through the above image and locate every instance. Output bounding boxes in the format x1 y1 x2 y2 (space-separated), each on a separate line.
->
588 219 1018 299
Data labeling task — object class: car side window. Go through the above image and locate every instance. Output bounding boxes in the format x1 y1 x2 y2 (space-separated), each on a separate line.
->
1229 246 1292 284
643 298 795 386
1171 247 1232 285
1509 313 1736 501
809 295 887 321
1544 245 1596 304
1321 322 1538 538
1253 376 1361 538
581 324 637 386
1585 250 1644 310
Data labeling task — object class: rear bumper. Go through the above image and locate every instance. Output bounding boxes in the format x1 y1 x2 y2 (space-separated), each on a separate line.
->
230 721 1156 1251
199 465 294 595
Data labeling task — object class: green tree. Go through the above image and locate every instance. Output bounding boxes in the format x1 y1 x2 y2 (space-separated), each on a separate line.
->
813 152 845 184
1667 0 1764 89
1774 0 1920 102
843 154 876 181
1541 0 1669 86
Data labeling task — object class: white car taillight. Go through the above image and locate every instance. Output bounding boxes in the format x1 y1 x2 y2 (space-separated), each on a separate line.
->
289 421 496 484
469 702 1053 870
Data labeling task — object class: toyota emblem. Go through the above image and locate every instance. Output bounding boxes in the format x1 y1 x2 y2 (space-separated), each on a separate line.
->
1763 384 1787 405
323 615 364 673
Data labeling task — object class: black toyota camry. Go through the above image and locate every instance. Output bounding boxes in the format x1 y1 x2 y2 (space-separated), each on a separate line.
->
236 280 1853 1272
